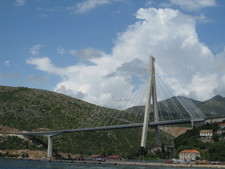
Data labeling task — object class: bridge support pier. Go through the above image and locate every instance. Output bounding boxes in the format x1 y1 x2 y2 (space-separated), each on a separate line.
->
47 135 53 158
191 119 205 128
141 56 161 150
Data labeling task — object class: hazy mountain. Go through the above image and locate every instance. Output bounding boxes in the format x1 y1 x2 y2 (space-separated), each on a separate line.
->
126 95 225 119
195 95 225 117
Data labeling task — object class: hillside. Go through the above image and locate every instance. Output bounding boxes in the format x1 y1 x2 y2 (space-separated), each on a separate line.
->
174 122 225 161
0 86 145 131
0 86 162 157
195 95 225 117
160 126 191 137
1 85 225 158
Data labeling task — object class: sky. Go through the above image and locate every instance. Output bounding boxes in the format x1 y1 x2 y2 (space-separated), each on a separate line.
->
1 0 225 107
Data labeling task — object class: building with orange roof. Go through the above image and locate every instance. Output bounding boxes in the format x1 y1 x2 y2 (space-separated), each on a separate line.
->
90 154 102 158
88 154 105 161
179 150 200 161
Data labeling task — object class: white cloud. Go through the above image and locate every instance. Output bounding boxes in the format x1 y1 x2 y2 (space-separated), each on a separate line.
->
57 47 65 55
188 73 218 100
27 7 225 108
14 0 26 6
214 47 225 72
69 0 111 14
164 0 217 11
29 44 44 56
26 57 63 75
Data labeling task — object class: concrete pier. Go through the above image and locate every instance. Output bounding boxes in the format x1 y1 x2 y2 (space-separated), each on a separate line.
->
47 136 53 158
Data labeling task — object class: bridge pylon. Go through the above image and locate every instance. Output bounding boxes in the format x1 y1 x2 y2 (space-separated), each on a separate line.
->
140 56 161 152
47 135 53 158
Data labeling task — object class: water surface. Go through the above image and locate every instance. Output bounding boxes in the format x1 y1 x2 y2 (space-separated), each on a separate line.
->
0 158 219 169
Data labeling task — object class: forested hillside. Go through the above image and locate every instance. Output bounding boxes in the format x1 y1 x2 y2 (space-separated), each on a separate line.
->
174 122 225 161
0 86 160 157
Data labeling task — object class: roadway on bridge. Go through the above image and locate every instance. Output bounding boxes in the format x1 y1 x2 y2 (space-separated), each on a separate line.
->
0 119 197 136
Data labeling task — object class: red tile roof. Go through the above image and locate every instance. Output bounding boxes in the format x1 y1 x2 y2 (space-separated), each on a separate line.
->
90 154 102 158
180 150 200 154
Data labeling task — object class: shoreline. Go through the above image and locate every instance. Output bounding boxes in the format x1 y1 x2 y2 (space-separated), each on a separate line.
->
9 158 225 168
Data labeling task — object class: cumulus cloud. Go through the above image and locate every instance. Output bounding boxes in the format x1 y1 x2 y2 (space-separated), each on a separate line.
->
162 0 217 11
188 73 218 100
29 44 44 55
54 85 86 99
26 57 63 75
116 58 148 78
68 0 111 14
27 7 225 108
214 47 225 72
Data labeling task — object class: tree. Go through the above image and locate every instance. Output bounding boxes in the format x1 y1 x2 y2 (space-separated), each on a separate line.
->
208 141 225 161
213 133 219 142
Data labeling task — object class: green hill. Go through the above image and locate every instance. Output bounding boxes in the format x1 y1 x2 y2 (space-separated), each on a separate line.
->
0 86 129 130
0 86 159 157
174 122 225 161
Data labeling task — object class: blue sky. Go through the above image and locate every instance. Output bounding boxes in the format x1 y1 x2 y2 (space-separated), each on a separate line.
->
1 0 225 106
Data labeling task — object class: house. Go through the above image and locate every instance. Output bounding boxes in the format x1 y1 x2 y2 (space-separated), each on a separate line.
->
88 154 105 161
179 150 200 161
217 123 225 140
219 123 225 129
150 145 162 154
200 130 213 137
217 123 225 135
200 129 213 142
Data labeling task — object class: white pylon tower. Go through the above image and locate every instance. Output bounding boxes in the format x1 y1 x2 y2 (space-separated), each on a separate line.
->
140 56 161 149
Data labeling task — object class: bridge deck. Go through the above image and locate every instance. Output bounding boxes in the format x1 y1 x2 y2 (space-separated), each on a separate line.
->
0 119 196 136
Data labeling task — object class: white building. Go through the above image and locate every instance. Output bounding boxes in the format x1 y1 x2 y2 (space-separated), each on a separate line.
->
217 123 225 140
200 129 213 137
219 123 225 129
179 150 200 161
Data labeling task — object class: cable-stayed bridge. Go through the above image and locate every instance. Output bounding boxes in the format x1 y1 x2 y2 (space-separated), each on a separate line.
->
0 56 206 158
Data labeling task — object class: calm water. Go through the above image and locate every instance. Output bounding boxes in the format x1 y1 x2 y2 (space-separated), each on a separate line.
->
0 159 218 169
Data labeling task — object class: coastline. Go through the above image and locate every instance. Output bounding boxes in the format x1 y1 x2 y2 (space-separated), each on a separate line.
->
13 158 225 168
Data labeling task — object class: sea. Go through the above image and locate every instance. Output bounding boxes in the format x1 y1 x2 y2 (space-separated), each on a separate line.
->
0 159 218 169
